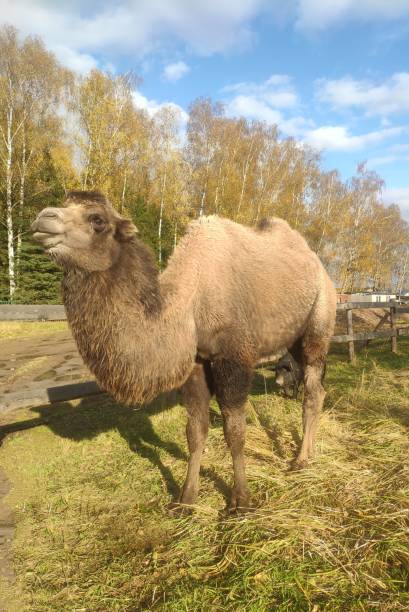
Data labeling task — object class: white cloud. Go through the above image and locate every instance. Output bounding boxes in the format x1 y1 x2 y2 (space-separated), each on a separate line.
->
223 74 298 109
224 75 312 138
382 187 409 216
2 0 409 75
366 155 400 167
389 143 409 154
162 61 190 82
0 0 265 72
295 0 409 31
224 73 303 130
316 73 409 116
367 153 409 168
225 92 315 138
223 75 406 152
48 44 98 74
304 125 403 152
226 95 283 125
132 89 189 124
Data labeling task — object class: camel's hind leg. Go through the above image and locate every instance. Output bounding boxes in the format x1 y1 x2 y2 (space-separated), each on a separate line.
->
212 359 253 512
179 361 213 507
291 327 331 469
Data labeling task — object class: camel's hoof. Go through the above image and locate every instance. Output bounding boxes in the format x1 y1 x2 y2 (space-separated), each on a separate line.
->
289 458 309 472
167 502 194 517
228 489 252 514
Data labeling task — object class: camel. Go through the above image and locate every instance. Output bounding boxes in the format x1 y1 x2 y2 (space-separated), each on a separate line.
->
31 190 337 512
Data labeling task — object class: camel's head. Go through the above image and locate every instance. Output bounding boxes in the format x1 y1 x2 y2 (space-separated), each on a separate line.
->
31 191 138 271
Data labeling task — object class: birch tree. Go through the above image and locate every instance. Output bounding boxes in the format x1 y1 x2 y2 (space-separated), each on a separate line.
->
151 106 184 266
0 26 67 300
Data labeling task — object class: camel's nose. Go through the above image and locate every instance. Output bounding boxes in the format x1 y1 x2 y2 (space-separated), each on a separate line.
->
31 207 63 232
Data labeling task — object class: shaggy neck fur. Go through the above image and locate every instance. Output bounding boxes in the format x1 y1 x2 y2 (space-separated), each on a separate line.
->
62 239 198 404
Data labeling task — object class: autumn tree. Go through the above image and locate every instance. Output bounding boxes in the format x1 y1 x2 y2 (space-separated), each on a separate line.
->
0 25 70 300
1 29 408 302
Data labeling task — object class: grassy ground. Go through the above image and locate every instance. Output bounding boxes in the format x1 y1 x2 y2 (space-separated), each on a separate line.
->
0 321 67 342
1 340 409 610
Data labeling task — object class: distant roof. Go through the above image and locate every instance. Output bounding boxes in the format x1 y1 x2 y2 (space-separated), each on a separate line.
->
352 291 396 295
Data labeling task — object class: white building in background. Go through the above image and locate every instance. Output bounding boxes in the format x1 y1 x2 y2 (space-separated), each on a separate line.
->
350 292 396 303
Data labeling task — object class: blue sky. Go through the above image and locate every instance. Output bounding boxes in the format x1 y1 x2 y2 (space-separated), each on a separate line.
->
2 0 409 216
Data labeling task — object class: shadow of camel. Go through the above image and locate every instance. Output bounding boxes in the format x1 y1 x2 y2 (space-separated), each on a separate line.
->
0 391 230 503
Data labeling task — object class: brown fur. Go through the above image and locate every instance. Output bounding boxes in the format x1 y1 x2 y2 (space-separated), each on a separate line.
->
32 191 337 511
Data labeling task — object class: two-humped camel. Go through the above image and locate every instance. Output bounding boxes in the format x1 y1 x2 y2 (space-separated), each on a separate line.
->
32 191 336 511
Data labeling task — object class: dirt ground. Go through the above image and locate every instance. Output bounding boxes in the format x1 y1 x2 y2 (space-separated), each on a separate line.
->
0 330 93 413
0 328 92 599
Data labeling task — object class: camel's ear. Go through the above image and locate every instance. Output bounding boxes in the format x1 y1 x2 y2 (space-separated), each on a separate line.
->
115 218 139 242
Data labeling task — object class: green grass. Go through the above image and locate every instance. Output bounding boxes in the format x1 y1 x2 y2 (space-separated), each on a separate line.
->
2 341 409 610
0 321 68 341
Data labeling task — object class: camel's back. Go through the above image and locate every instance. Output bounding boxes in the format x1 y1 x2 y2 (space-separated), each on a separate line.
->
188 214 322 296
162 215 335 359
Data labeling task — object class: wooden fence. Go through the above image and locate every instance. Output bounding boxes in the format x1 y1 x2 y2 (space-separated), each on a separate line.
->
1 302 409 364
334 302 409 363
1 302 409 412
0 304 65 321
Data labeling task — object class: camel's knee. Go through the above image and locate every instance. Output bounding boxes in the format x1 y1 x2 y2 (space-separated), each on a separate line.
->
222 406 246 455
181 362 212 409
181 362 212 455
186 411 208 454
304 364 326 401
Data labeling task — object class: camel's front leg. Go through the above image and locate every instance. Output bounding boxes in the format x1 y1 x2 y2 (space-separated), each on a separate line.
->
212 359 253 512
179 361 212 507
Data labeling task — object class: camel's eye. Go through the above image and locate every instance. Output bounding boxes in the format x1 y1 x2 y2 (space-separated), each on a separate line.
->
89 214 106 232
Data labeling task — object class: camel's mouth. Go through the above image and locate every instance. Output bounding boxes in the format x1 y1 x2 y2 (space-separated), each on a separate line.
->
32 231 63 251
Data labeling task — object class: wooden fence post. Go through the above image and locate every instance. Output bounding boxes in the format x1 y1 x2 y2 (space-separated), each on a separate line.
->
390 306 397 353
346 308 356 364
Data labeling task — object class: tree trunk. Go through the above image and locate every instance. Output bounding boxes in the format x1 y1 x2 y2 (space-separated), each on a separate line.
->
236 149 253 219
158 168 167 267
316 174 333 256
396 248 409 295
82 140 92 189
6 106 16 301
173 220 178 251
16 130 27 279
120 170 127 213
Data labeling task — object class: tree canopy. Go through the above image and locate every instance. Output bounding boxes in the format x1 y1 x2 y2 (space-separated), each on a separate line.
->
1 27 408 303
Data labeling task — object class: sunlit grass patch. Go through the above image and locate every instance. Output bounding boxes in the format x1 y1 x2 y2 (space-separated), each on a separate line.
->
1 340 409 609
0 321 68 341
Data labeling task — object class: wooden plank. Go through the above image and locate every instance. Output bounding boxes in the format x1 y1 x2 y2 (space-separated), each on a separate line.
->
331 328 404 343
0 305 66 321
47 381 102 403
365 310 390 348
1 302 408 320
337 302 409 312
346 308 355 363
390 306 397 353
331 334 353 343
337 302 391 310
373 311 390 331
0 381 102 414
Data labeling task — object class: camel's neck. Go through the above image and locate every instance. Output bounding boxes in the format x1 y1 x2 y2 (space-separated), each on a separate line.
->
62 240 197 404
